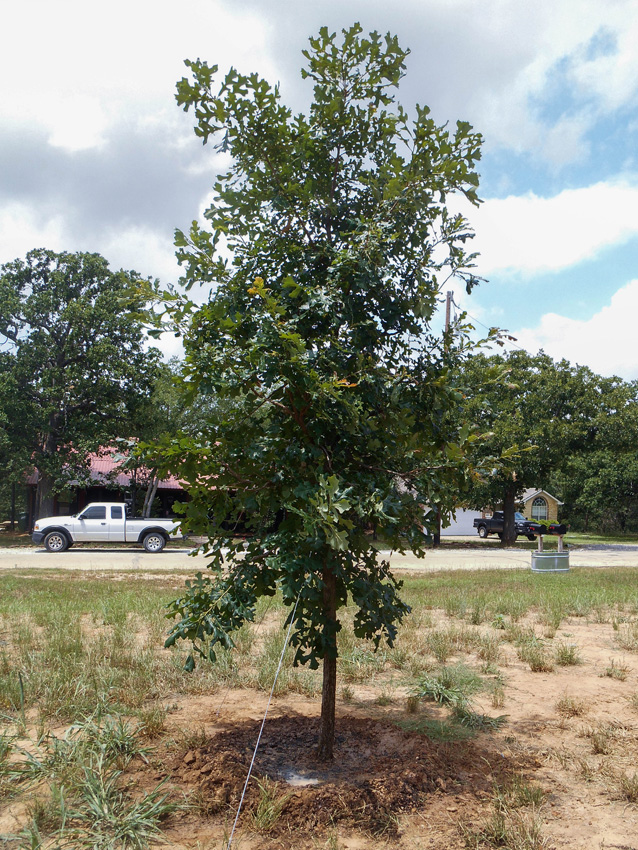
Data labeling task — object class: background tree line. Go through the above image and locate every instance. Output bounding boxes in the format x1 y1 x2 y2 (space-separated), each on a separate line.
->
1 250 636 538
460 348 638 539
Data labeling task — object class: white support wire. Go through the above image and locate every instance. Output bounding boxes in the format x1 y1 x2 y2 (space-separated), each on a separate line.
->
225 589 302 850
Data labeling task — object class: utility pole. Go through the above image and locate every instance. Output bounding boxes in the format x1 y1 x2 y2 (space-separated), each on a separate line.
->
433 291 454 548
445 289 452 338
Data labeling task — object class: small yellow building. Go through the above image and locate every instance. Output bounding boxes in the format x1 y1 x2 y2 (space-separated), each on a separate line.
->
520 488 563 523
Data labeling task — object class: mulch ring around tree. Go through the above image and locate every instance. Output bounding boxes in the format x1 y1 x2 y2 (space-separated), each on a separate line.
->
165 714 539 837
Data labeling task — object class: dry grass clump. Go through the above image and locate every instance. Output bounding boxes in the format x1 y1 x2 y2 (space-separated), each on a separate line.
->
618 771 638 802
615 622 638 652
555 694 588 718
587 725 613 755
460 777 549 849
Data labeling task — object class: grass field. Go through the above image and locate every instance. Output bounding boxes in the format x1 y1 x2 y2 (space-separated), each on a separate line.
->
2 566 638 848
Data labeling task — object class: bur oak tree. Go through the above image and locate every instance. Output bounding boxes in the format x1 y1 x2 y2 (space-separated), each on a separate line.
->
0 249 161 517
162 25 485 758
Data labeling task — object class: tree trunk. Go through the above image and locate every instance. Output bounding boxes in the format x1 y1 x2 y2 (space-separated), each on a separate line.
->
36 421 60 520
36 469 56 519
502 482 517 545
433 505 441 547
317 566 337 761
142 476 159 518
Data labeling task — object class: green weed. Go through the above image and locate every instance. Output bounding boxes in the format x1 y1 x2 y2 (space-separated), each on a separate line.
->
517 641 555 673
68 753 175 849
554 642 582 666
414 664 483 706
602 659 630 681
397 715 475 742
413 665 506 733
251 777 292 832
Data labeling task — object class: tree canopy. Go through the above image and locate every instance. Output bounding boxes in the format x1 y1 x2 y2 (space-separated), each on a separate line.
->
0 248 162 517
461 349 629 541
551 376 638 532
160 24 487 758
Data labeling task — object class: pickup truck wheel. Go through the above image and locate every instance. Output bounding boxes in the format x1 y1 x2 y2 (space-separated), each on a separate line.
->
44 531 69 553
143 533 166 553
527 534 536 542
478 525 488 538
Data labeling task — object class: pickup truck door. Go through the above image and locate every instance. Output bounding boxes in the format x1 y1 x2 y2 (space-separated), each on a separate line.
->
74 505 110 541
108 505 126 542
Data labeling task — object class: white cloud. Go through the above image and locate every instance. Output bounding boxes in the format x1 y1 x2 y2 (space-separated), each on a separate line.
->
0 204 67 260
470 180 638 276
570 12 638 111
430 0 638 161
0 202 180 282
2 0 277 152
512 279 638 379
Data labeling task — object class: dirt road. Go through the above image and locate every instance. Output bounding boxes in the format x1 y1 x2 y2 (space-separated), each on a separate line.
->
1 543 637 571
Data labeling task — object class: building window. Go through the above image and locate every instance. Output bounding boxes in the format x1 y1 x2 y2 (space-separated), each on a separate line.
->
531 497 548 521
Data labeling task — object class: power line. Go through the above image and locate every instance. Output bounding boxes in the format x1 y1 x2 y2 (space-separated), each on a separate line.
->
460 306 528 353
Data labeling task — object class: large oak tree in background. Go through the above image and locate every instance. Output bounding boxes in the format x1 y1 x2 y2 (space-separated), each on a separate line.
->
0 249 161 518
552 376 638 533
161 25 488 758
460 350 626 543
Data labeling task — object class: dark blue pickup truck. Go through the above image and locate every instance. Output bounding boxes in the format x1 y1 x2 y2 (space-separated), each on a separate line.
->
473 511 537 541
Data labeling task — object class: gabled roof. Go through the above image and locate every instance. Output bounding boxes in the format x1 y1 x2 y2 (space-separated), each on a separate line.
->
521 488 563 506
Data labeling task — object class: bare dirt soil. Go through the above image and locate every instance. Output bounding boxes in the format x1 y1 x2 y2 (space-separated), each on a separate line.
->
132 617 638 849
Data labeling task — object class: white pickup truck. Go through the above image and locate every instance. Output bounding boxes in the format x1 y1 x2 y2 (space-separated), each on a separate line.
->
32 502 183 553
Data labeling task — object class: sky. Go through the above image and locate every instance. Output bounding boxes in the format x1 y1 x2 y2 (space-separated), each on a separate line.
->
3 0 638 379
